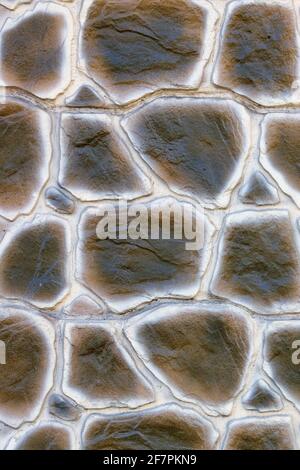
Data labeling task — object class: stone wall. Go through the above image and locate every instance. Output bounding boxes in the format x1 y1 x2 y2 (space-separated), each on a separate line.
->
0 0 299 450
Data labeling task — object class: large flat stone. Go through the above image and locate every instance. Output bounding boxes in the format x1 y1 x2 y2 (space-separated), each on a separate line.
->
82 404 218 450
123 97 249 207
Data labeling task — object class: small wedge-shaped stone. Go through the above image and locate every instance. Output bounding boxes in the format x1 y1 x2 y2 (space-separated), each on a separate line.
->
214 1 298 105
263 321 300 410
125 302 252 409
0 215 70 308
64 295 103 317
80 0 216 104
261 114 300 206
49 394 81 422
63 323 154 408
238 171 279 206
222 416 296 450
82 404 218 450
77 198 206 311
0 306 55 427
9 422 73 450
59 113 151 201
242 379 283 412
0 99 51 220
210 210 300 314
123 98 249 207
65 85 108 108
45 187 75 215
0 2 73 99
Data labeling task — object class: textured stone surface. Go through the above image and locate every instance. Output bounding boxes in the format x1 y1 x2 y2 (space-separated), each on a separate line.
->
0 2 73 99
0 99 51 220
48 394 81 422
211 210 300 314
76 199 205 311
222 417 295 450
215 1 298 104
0 306 55 427
64 295 103 317
238 171 279 206
59 113 151 201
1 0 300 452
242 379 283 413
82 404 218 450
126 302 252 410
264 321 300 410
123 97 249 207
80 0 215 104
63 323 154 408
10 423 73 450
45 187 75 215
65 85 108 108
261 114 300 206
0 215 69 308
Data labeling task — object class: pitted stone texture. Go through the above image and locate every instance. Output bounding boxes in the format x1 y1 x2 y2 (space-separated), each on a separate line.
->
64 295 103 317
210 210 300 314
11 423 73 450
264 321 300 410
238 171 279 206
82 404 218 450
123 98 249 208
0 2 72 99
214 1 298 105
0 99 51 221
80 0 214 104
222 417 295 450
126 302 252 410
261 114 300 207
77 198 205 311
45 187 75 215
0 215 69 308
59 113 151 201
63 323 154 408
49 394 81 422
242 379 283 412
65 85 109 108
0 306 55 427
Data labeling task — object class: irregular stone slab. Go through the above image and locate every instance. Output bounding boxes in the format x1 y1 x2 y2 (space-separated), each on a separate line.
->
82 404 218 450
210 210 300 314
80 0 216 104
0 214 70 308
214 1 298 105
59 113 151 201
125 302 252 410
261 113 300 207
77 198 206 311
238 171 279 206
0 2 73 99
242 379 283 412
49 394 81 422
222 416 296 450
64 295 103 317
123 98 250 207
263 321 300 410
9 422 74 450
63 323 154 408
0 306 55 427
45 187 75 215
65 85 109 108
0 98 51 220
